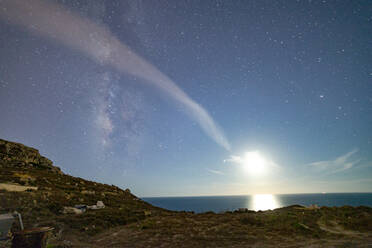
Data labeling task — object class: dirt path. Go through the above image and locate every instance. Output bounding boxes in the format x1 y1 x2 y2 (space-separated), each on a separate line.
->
317 220 363 237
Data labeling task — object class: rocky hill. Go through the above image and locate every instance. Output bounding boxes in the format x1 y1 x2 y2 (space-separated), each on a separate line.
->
0 139 165 242
1 138 372 247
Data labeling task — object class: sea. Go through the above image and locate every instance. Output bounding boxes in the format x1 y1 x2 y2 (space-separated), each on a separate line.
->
142 193 372 213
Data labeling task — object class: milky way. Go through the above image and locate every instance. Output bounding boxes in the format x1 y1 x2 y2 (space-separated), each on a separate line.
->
0 0 230 151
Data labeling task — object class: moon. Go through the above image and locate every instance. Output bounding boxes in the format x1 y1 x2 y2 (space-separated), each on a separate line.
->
242 151 266 175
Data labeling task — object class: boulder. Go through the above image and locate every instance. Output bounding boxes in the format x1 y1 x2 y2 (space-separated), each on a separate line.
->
62 207 84 214
87 201 105 210
96 201 105 209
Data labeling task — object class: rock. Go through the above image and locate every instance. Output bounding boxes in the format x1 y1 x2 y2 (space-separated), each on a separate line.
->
13 173 36 185
62 207 84 214
0 183 38 192
298 223 311 230
81 190 95 195
51 165 63 175
74 205 87 211
0 139 62 174
96 201 105 209
63 240 72 247
87 201 105 210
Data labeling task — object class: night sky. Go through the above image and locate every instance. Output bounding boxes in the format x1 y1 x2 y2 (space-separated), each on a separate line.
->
1 0 371 196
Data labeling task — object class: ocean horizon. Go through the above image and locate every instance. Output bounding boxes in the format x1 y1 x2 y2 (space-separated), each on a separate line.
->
143 192 372 213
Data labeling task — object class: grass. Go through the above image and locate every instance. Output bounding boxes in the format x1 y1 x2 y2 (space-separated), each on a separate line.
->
1 138 372 247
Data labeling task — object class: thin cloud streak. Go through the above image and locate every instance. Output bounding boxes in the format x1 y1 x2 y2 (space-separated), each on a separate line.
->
223 151 281 176
223 155 244 164
0 0 230 150
308 149 360 174
206 168 224 175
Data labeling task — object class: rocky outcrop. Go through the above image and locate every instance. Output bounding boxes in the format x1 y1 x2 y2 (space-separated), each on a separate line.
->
0 139 62 174
0 138 163 241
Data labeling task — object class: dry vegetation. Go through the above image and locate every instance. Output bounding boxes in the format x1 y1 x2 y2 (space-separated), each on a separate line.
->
1 138 372 247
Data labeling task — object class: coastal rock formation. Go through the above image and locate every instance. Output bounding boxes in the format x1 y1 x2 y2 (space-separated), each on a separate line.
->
0 139 62 174
0 138 164 246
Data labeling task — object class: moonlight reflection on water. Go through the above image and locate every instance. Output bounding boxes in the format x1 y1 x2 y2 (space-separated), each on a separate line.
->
250 194 279 211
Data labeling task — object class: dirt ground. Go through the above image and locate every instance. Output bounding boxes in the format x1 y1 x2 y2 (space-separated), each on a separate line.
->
50 206 372 247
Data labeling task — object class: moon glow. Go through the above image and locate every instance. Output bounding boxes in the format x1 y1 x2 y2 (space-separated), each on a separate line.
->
242 151 267 175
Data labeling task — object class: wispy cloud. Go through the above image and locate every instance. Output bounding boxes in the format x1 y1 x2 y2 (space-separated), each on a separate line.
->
206 168 224 175
223 155 243 164
308 149 360 174
224 152 279 167
223 151 280 176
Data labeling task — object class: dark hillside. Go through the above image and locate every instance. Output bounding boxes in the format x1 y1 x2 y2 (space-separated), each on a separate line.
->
0 139 166 237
